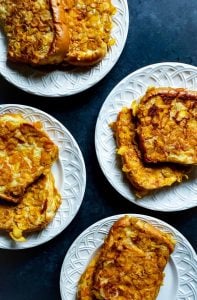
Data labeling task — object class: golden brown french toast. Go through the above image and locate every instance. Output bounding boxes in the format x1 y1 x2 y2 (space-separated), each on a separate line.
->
77 215 175 300
0 113 58 203
0 0 116 67
63 0 116 66
0 0 70 65
112 107 188 197
0 171 61 242
136 87 197 165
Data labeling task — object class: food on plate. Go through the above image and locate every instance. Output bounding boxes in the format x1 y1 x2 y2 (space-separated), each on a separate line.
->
135 87 197 165
0 113 58 203
111 107 187 197
0 0 70 65
77 250 101 300
77 215 175 300
63 0 116 66
0 171 61 242
0 112 61 242
0 0 116 67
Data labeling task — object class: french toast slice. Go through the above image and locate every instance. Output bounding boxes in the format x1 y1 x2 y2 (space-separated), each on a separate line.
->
63 0 116 66
112 107 187 197
0 113 58 203
0 171 61 242
77 216 175 300
0 0 70 65
136 87 197 165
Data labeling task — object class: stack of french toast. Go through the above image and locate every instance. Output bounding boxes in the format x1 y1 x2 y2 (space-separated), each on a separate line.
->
112 87 197 197
0 113 61 242
0 0 116 67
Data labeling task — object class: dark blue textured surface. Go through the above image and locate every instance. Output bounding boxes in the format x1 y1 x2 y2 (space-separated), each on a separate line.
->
0 1 197 299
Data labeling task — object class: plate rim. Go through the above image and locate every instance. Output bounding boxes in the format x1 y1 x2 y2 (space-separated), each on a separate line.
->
0 104 86 249
94 61 197 212
0 0 129 97
60 213 197 300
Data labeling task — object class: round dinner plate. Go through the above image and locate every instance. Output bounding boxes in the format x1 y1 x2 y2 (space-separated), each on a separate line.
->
0 0 129 97
0 104 86 249
60 214 197 300
95 62 197 212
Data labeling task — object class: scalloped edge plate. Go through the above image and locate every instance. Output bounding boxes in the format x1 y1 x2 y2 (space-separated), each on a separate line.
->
0 0 129 97
60 213 197 300
0 104 86 249
95 62 197 212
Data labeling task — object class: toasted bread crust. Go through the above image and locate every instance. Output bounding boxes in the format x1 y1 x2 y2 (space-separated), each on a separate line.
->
1 0 69 65
139 87 197 103
41 0 70 64
136 87 197 165
112 107 187 197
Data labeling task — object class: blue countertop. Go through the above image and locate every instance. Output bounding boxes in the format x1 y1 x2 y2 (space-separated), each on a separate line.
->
0 0 196 299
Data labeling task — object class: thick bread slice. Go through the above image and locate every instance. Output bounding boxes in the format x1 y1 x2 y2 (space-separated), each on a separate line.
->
77 216 176 300
0 113 58 203
63 0 116 66
112 107 188 197
0 171 61 242
136 87 197 165
0 0 70 65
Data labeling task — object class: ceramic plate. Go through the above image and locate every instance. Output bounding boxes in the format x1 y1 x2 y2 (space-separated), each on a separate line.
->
0 104 86 249
60 214 197 300
0 0 129 97
95 62 197 212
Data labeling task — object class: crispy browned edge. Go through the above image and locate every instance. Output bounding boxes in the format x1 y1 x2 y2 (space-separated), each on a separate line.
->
0 193 22 204
140 87 197 104
64 48 107 67
111 109 150 197
41 0 70 64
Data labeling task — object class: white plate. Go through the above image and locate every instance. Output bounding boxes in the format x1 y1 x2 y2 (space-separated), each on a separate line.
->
0 104 86 249
95 62 197 212
0 0 129 97
60 214 197 300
